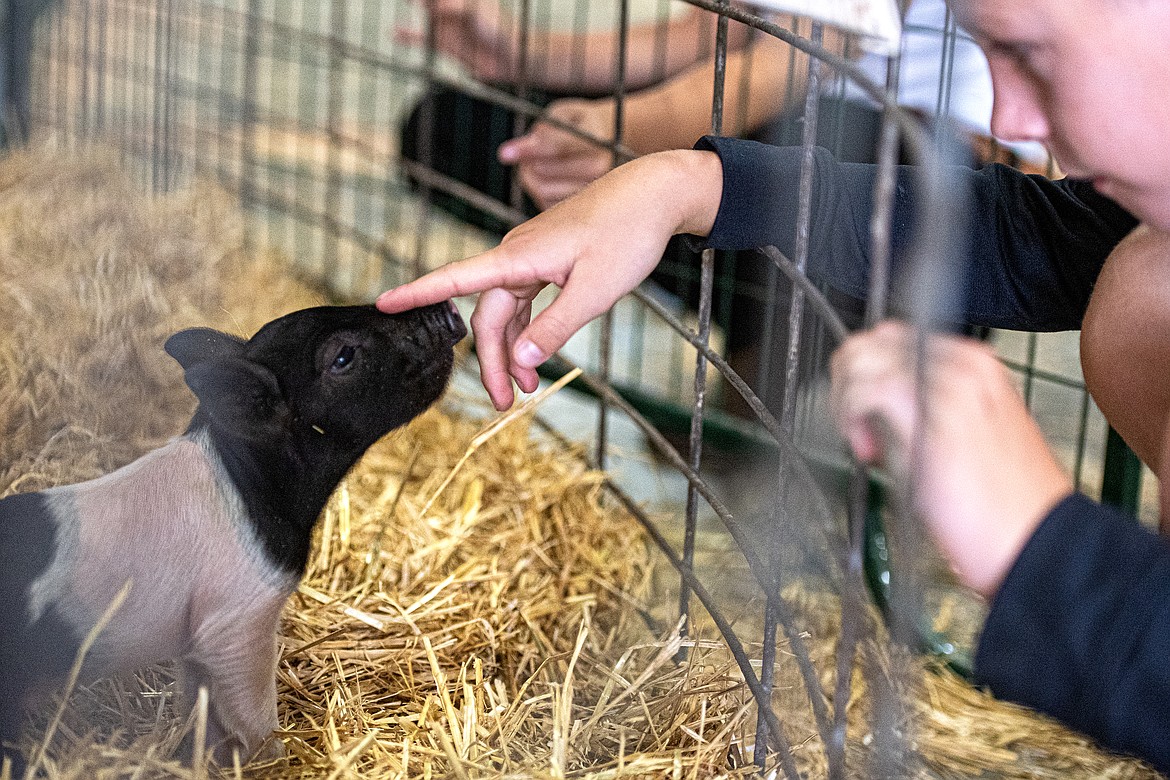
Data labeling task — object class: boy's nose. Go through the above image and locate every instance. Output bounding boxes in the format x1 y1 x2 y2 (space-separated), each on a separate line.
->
989 73 1050 146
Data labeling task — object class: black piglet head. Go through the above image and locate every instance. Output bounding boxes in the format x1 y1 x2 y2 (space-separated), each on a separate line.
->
164 303 466 453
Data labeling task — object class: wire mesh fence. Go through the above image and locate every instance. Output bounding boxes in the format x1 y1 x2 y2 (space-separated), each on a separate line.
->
9 0 1151 774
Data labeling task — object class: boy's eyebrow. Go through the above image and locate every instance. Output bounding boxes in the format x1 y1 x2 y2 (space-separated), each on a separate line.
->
948 3 1034 47
956 16 1043 60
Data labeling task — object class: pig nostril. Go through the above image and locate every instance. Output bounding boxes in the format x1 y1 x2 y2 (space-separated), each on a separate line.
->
443 301 467 339
418 302 466 343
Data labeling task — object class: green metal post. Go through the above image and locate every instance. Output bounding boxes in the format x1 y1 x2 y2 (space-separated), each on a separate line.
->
1101 426 1142 517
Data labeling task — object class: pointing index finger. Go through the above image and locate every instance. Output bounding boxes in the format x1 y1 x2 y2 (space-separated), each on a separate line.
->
375 251 514 313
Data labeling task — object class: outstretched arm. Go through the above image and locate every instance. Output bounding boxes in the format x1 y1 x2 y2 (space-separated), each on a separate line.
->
381 132 1135 406
499 20 850 210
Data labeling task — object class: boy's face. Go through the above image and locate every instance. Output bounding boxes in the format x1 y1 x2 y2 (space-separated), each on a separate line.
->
950 0 1170 229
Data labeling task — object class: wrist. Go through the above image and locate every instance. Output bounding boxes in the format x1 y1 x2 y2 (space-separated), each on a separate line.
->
967 475 1074 600
637 149 722 238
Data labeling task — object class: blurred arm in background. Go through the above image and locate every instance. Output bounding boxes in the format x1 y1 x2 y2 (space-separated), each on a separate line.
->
500 21 851 210
404 0 752 94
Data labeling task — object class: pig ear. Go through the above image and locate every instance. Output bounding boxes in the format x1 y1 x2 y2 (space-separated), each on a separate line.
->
165 327 247 370
183 358 291 443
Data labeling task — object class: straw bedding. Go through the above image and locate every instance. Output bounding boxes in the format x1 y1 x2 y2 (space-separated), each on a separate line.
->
0 145 1159 779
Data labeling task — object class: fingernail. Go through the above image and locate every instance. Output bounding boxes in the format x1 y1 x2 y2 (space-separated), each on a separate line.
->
514 339 545 369
498 142 517 163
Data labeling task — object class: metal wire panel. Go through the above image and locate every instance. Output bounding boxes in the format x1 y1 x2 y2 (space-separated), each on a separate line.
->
21 1 1148 775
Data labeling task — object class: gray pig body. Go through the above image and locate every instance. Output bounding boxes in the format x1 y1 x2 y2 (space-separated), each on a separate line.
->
0 302 465 768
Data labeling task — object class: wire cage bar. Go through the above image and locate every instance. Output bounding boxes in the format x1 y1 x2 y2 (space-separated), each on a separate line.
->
11 0 1150 774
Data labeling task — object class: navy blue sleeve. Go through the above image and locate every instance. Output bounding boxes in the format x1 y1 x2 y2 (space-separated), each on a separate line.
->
693 136 1137 332
974 492 1170 773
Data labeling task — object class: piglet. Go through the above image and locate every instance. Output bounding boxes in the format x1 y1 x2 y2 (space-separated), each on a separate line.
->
0 302 466 771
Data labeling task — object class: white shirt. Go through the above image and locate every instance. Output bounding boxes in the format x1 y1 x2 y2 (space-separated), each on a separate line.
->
831 0 1047 162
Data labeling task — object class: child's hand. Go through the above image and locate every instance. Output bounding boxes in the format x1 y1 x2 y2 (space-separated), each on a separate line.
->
378 149 724 410
830 320 1074 598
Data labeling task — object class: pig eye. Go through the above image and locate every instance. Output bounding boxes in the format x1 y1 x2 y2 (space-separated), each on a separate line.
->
329 345 358 375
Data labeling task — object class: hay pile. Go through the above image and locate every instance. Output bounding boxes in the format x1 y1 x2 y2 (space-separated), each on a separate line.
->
0 146 746 778
0 145 1159 779
0 145 322 494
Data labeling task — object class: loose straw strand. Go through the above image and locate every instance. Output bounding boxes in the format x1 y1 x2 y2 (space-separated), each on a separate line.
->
419 368 583 518
23 580 132 780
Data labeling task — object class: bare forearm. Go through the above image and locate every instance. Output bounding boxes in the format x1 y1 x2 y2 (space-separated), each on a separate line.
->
618 36 797 152
618 22 847 153
523 8 745 92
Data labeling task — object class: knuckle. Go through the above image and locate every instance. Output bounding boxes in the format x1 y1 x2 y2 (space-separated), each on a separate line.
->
468 306 495 331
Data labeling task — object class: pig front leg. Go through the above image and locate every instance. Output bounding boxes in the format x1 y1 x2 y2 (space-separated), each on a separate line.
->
178 634 284 765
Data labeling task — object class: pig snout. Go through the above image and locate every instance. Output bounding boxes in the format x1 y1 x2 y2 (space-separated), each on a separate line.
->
419 300 467 346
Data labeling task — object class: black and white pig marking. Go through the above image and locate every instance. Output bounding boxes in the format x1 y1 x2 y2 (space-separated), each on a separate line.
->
0 302 465 769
